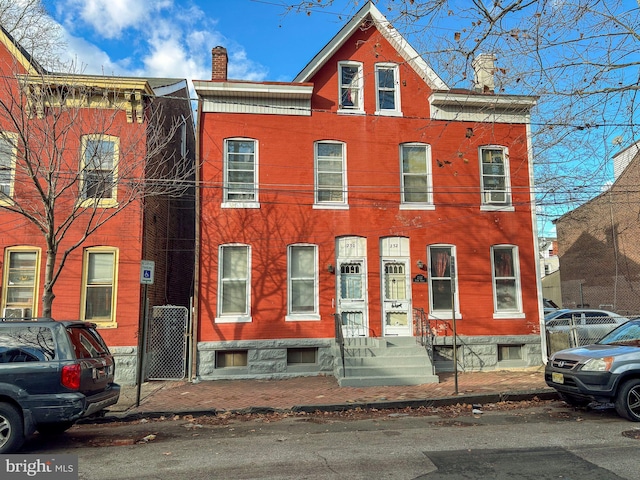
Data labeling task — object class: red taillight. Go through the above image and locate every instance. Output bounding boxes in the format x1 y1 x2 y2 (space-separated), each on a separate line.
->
61 363 81 390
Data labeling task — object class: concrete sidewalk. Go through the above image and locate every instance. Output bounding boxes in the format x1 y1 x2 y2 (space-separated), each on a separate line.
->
104 367 557 420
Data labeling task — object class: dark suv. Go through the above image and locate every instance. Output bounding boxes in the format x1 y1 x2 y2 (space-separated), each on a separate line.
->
0 318 120 453
545 318 640 421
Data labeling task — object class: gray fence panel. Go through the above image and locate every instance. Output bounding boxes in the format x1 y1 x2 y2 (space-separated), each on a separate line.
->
146 305 189 380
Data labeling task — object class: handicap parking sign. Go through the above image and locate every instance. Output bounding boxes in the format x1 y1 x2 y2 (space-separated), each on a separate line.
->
140 260 155 285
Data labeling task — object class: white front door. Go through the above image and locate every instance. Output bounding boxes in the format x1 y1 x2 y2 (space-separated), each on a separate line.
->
337 259 368 337
382 260 412 336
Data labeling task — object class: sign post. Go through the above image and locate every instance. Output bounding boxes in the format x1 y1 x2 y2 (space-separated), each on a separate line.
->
136 260 155 407
450 256 458 395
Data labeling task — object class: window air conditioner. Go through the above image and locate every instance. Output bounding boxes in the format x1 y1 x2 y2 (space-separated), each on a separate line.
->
3 307 31 318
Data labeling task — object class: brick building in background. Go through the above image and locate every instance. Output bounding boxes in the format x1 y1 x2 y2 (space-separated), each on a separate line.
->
194 2 541 385
0 26 195 383
555 142 640 316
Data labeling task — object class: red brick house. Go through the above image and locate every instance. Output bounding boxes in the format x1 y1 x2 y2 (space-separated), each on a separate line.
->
194 2 541 384
0 26 195 383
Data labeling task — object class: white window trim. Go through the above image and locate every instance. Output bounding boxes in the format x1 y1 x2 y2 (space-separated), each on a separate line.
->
479 145 512 209
0 132 18 205
337 61 364 115
427 244 461 318
314 140 348 208
286 244 320 321
80 246 119 327
79 135 119 208
399 142 434 208
222 138 260 209
216 244 252 323
375 63 402 116
491 244 524 318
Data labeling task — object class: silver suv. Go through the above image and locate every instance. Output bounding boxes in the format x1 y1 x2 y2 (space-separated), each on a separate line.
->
0 318 120 453
545 318 640 421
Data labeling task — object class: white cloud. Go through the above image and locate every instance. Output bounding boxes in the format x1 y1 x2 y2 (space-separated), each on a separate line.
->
55 0 171 39
48 0 269 83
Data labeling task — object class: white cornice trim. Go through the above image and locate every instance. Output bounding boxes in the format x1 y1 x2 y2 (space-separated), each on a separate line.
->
194 80 313 99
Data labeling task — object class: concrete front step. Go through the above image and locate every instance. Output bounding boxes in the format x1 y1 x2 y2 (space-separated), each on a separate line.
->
337 336 438 387
339 374 439 387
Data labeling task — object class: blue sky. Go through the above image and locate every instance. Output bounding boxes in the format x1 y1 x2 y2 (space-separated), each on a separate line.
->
41 0 366 84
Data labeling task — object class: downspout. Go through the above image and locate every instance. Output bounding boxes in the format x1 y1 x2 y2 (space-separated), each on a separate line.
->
190 100 203 382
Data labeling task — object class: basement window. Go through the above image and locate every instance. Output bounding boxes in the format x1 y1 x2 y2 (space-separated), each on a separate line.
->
287 348 317 365
216 350 248 368
497 344 523 362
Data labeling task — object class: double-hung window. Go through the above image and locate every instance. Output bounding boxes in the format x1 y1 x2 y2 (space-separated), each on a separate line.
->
400 143 433 208
0 133 17 202
224 139 258 207
217 245 251 322
480 146 511 209
491 245 523 316
315 141 347 207
81 247 118 325
338 61 363 113
80 135 118 207
2 247 40 318
287 244 319 320
375 64 401 115
428 245 459 317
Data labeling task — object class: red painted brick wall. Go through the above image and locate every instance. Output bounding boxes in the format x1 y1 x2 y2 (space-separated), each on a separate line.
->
197 26 540 342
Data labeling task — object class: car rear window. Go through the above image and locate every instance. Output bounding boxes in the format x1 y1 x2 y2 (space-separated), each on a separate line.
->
0 326 56 362
66 326 110 359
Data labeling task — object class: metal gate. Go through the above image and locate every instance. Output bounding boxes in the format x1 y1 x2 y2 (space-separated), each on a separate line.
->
145 305 189 380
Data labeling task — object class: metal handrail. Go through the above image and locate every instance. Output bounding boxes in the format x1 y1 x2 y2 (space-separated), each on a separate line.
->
333 313 345 378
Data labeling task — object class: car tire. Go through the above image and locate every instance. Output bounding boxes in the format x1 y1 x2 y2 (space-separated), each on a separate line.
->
0 402 25 454
615 379 640 422
558 392 591 407
36 421 74 435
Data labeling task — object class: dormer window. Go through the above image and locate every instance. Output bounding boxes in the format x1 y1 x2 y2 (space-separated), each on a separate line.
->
375 63 401 115
338 61 363 114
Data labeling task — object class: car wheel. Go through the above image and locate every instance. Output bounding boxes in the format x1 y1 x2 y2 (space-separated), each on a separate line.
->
36 422 74 435
558 392 591 407
615 379 640 421
0 402 25 454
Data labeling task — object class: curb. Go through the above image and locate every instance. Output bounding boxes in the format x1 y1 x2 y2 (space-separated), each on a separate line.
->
85 389 558 424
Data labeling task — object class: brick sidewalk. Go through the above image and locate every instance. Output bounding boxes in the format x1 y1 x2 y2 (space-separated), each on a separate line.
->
108 367 554 417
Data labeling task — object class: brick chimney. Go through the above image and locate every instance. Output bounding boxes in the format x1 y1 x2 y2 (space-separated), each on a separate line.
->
472 53 496 93
211 46 228 80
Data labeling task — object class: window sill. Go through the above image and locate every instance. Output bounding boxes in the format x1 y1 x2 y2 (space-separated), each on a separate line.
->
400 203 435 211
493 312 526 319
429 312 462 320
286 314 321 322
79 199 119 208
480 204 514 212
215 316 252 323
92 322 118 329
313 204 349 210
375 110 403 117
337 109 365 116
222 202 260 209
0 198 15 206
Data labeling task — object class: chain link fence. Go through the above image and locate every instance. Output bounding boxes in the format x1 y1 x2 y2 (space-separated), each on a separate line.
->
145 305 189 380
546 311 640 356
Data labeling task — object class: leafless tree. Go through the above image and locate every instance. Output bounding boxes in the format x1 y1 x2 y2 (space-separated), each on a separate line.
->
284 1 640 229
0 0 66 70
0 47 193 318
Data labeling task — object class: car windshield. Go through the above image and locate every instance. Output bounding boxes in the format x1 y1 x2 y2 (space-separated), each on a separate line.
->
598 319 640 346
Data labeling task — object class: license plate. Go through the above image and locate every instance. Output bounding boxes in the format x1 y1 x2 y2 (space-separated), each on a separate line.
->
552 372 564 384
